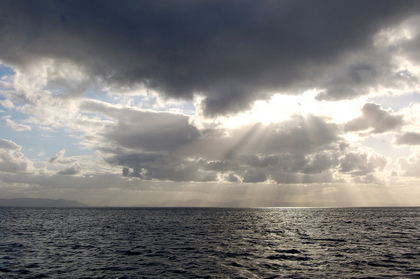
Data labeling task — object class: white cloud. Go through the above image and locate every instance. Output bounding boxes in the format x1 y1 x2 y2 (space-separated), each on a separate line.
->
0 138 35 173
0 99 15 110
4 117 31 131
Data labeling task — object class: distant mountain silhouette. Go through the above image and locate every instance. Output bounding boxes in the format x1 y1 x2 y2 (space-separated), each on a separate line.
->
136 198 321 208
0 198 88 207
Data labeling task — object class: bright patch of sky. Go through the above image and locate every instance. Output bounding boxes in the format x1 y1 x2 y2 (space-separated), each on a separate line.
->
220 90 366 129
368 93 420 111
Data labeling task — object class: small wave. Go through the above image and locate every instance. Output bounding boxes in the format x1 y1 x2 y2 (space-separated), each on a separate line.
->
99 266 137 271
313 238 347 242
168 268 188 274
228 261 243 267
71 244 95 250
17 268 31 275
274 249 301 254
141 261 160 267
267 254 310 261
0 267 11 272
172 246 196 251
367 261 397 268
121 250 142 256
30 274 49 278
25 263 40 268
224 251 253 258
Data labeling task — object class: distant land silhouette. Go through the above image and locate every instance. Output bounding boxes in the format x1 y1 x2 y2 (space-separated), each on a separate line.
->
134 199 412 208
0 198 88 207
136 198 322 208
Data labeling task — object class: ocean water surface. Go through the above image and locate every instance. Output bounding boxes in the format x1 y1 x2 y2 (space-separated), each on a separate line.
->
0 207 419 278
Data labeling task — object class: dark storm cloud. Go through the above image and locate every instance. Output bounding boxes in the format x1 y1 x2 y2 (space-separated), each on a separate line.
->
344 103 403 134
1 0 419 115
314 56 397 101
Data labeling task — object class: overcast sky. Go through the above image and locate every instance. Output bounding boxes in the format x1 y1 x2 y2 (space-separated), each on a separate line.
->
1 0 420 206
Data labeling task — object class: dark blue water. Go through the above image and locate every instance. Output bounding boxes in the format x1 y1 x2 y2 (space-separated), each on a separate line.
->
0 207 419 278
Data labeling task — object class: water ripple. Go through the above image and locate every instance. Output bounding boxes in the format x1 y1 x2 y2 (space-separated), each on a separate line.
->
0 207 419 278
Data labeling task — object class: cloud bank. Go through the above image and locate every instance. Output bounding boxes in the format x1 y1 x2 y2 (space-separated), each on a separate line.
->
1 0 420 115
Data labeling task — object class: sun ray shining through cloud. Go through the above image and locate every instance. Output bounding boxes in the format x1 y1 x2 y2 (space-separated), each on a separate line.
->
0 0 419 207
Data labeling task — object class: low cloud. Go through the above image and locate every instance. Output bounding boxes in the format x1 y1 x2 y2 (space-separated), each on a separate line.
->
57 162 82 176
109 151 216 182
50 149 82 175
398 156 420 177
270 171 335 184
339 152 387 176
49 149 75 164
95 105 346 184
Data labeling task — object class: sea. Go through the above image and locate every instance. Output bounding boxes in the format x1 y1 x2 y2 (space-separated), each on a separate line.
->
0 207 419 279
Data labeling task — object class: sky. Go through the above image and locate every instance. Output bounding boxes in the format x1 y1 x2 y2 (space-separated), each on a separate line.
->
0 0 420 207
